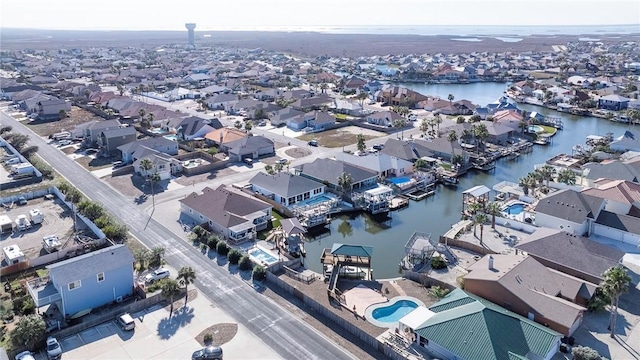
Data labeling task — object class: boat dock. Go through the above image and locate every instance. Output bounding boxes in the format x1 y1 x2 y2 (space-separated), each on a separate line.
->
389 196 409 210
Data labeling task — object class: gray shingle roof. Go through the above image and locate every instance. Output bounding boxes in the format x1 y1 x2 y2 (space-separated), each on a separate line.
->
296 158 377 186
516 231 624 281
47 245 134 286
534 189 604 223
596 210 640 235
250 172 324 198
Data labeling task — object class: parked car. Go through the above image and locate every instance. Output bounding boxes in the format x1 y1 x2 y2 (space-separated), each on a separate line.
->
46 337 62 360
17 197 27 205
242 158 253 166
144 268 170 284
372 144 384 150
192 346 223 360
57 139 73 146
85 148 99 154
116 313 135 331
15 351 35 360
277 158 288 165
112 161 124 168
308 140 318 147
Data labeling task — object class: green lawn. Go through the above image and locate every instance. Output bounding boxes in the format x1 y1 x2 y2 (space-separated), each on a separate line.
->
540 125 557 136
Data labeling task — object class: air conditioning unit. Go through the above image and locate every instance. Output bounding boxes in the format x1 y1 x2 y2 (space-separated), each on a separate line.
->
116 296 123 303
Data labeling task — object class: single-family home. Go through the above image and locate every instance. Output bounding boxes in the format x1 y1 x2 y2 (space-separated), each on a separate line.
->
534 189 605 235
341 76 367 91
97 126 137 156
250 172 326 207
117 137 179 163
404 289 561 360
295 158 378 192
290 95 333 112
269 108 305 127
133 148 179 180
335 152 414 178
598 94 630 111
27 245 134 319
174 116 221 141
378 86 428 107
206 93 238 111
516 228 625 284
37 98 71 120
179 184 272 244
610 130 640 153
81 119 123 146
365 110 404 127
204 127 248 147
225 136 275 161
464 254 597 336
333 99 364 116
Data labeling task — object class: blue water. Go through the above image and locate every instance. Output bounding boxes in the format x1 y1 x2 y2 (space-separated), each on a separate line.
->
504 203 525 215
248 248 278 264
388 177 411 185
371 300 418 323
163 134 178 141
305 195 331 206
528 125 544 133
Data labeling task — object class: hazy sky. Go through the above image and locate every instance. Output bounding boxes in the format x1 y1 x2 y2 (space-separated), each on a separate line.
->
2 0 639 30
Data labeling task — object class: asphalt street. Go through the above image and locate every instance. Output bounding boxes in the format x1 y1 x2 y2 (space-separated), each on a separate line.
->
1 111 357 360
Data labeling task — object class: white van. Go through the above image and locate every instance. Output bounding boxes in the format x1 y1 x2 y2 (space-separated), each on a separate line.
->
117 313 135 331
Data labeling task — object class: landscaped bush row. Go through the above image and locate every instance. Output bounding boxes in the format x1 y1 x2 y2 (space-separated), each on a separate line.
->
190 225 266 280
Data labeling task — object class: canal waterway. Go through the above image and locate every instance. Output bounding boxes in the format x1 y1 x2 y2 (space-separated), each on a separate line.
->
302 82 633 279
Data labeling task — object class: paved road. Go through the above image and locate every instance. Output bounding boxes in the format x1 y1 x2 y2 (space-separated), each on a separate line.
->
1 111 357 360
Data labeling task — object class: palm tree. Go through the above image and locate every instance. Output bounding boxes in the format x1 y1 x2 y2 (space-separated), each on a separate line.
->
320 83 328 94
139 157 153 178
177 266 196 305
393 118 407 139
414 158 428 170
537 165 556 187
149 172 161 209
146 113 155 128
161 279 181 319
467 202 483 234
356 134 366 152
475 213 488 245
473 123 489 152
419 119 429 137
337 172 353 196
447 130 458 158
558 169 577 185
601 266 631 338
355 92 368 107
518 176 531 196
434 114 443 134
485 201 502 229
447 93 454 104
138 108 146 123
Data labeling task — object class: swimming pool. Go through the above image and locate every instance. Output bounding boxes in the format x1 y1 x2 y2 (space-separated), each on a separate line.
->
365 296 426 328
248 247 279 266
528 125 544 133
504 203 525 215
388 177 411 185
305 195 331 206
163 134 178 141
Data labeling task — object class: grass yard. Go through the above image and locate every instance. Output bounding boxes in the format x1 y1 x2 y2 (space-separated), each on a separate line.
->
540 125 557 136
298 128 379 148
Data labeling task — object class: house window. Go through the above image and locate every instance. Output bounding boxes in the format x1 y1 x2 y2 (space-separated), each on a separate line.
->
199 215 204 220
97 272 105 282
68 280 82 291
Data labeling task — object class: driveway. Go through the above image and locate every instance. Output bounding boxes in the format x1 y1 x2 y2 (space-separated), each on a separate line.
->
57 293 282 360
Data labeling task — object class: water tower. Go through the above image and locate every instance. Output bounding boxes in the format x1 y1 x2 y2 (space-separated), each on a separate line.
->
185 23 196 48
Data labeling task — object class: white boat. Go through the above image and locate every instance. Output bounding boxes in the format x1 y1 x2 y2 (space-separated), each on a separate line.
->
324 264 366 279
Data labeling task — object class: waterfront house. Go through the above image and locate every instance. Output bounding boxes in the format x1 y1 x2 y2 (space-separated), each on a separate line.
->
598 94 630 111
335 152 414 178
117 137 179 164
28 245 134 319
517 228 624 284
341 75 367 92
97 126 137 156
249 172 326 207
581 158 640 187
225 136 275 161
380 138 434 162
332 98 364 116
377 86 428 108
179 184 272 244
295 158 378 193
610 130 640 153
404 289 561 360
533 189 605 236
290 95 333 112
464 254 596 336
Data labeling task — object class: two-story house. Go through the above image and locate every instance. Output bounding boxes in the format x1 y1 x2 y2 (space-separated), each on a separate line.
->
117 137 179 164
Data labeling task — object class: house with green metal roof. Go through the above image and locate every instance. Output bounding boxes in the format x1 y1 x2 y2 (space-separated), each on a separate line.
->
402 289 561 360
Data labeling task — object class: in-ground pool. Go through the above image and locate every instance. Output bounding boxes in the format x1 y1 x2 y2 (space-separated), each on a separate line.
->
248 247 279 266
504 203 525 215
388 177 411 185
365 296 426 328
163 134 178 141
304 195 332 206
528 125 544 133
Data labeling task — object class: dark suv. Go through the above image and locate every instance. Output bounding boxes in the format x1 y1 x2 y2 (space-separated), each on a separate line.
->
192 346 223 360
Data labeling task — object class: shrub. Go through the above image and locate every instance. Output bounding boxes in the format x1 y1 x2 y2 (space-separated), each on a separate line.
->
207 235 219 250
252 265 267 281
228 249 241 264
238 255 253 270
203 333 213 344
216 242 230 256
10 315 46 351
572 345 603 360
430 255 447 269
587 288 610 312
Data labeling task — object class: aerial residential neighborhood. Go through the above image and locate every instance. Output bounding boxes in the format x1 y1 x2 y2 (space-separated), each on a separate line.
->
1 14 640 360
